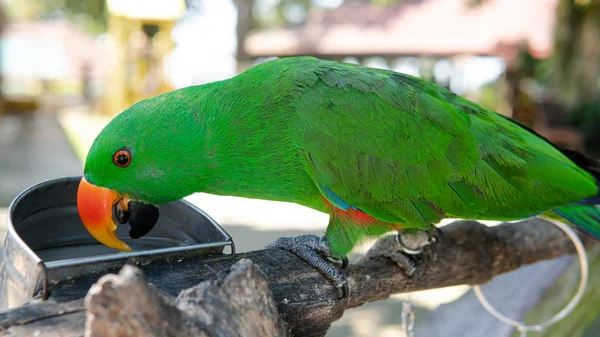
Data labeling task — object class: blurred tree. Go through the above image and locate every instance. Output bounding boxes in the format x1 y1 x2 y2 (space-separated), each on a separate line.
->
473 0 600 155
252 0 410 28
542 0 600 155
4 0 206 34
352 0 410 5
553 0 600 105
4 0 106 33
556 0 600 156
0 6 5 116
570 98 600 155
471 0 600 106
235 0 256 61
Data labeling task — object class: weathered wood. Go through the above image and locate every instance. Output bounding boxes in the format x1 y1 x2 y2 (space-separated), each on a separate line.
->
173 259 289 337
84 259 289 337
0 300 85 337
0 219 596 337
84 265 199 337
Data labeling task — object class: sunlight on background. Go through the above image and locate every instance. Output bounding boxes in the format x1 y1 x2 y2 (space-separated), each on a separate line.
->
168 0 237 87
1 0 599 336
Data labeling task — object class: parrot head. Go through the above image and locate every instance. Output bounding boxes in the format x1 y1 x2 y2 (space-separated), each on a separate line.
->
77 91 212 251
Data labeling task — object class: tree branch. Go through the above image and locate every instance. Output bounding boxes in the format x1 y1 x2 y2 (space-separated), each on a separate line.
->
84 260 289 337
0 218 595 337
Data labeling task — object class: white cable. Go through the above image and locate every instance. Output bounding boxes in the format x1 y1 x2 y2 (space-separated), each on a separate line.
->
473 218 588 336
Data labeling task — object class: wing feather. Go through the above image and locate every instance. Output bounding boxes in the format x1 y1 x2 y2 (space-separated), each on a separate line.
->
293 59 597 228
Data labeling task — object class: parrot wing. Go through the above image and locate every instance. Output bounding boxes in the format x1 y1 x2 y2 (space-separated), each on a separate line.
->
293 60 597 230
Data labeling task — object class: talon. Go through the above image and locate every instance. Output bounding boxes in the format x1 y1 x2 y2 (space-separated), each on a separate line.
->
387 250 418 276
397 254 417 276
337 281 349 299
341 256 349 269
266 234 349 300
326 255 348 268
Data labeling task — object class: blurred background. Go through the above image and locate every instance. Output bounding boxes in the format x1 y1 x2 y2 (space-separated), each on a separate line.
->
0 0 599 336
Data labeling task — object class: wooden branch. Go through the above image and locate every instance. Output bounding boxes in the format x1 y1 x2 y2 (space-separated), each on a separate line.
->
85 260 289 337
173 259 289 337
84 265 197 337
0 218 596 337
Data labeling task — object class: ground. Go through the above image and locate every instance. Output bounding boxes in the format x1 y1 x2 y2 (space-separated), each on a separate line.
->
0 113 82 206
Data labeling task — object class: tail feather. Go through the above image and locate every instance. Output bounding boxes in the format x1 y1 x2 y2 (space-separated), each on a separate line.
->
500 125 600 237
550 148 600 237
552 205 600 239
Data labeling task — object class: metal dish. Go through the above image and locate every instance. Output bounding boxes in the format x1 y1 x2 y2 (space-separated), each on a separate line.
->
0 176 234 310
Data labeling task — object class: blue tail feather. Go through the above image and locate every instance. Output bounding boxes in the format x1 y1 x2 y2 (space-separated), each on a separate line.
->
577 189 600 205
553 205 600 239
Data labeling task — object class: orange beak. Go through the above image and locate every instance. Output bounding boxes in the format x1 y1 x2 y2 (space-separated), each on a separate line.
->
77 178 132 251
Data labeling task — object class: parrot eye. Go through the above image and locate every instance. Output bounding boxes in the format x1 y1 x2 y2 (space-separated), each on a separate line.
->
113 148 131 168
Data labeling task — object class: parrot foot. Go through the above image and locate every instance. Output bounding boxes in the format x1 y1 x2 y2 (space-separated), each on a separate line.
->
363 234 418 276
387 250 418 276
396 227 443 255
266 234 349 299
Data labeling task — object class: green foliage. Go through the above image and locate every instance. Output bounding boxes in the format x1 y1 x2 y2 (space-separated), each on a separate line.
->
62 0 106 33
363 0 408 6
253 0 310 28
476 0 600 105
477 81 508 112
570 99 600 157
552 0 600 104
5 0 106 34
254 0 410 28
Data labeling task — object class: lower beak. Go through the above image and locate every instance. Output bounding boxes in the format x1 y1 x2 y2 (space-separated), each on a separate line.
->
77 178 132 251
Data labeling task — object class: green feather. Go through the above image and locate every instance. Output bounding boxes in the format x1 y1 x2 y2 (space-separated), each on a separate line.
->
550 206 600 238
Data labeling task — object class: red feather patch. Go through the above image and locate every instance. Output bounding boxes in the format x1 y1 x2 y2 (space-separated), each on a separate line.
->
323 198 376 226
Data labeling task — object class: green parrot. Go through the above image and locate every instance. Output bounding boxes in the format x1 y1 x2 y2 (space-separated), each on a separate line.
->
77 57 600 298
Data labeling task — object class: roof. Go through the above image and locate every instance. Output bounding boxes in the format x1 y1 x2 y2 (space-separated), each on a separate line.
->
244 0 557 59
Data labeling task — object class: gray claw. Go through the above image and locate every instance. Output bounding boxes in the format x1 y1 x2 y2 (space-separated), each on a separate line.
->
267 235 349 299
362 235 419 277
327 255 349 269
337 281 349 299
340 256 349 269
388 251 417 276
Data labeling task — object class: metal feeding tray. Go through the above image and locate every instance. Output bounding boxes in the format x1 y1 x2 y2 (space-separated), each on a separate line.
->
0 176 234 310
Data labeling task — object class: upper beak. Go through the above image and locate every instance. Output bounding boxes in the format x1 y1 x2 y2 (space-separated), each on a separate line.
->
77 178 132 251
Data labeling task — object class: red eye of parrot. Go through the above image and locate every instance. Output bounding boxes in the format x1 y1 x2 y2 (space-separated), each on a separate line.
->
113 149 131 168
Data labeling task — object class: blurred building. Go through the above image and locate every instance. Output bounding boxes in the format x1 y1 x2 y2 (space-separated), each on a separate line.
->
246 0 555 60
244 0 555 99
0 20 108 112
